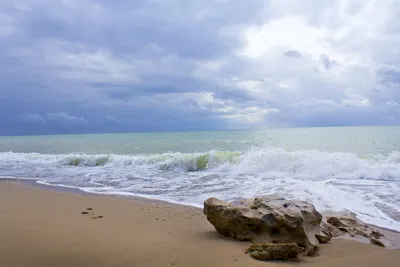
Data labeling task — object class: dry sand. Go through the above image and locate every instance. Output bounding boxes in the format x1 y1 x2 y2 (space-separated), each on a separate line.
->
1 181 399 267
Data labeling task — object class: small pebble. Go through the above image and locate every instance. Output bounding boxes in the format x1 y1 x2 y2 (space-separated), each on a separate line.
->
82 211 89 215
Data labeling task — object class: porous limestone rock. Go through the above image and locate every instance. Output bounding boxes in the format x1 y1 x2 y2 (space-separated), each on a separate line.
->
203 196 323 254
320 213 388 247
245 243 302 261
316 230 332 243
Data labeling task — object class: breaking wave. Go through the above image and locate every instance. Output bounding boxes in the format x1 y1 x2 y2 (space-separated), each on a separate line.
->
1 149 399 179
1 148 400 231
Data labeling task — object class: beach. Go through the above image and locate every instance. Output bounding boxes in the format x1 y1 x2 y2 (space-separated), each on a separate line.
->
1 128 400 232
2 0 400 264
1 181 399 267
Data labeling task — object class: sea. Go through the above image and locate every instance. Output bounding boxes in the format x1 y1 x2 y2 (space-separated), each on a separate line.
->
0 126 399 231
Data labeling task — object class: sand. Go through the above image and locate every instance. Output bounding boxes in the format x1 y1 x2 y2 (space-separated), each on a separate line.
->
1 181 399 267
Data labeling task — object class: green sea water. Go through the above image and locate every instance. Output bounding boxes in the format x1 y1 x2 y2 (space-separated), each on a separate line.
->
1 126 399 155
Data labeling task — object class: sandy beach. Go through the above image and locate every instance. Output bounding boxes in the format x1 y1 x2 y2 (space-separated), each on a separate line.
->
1 181 399 267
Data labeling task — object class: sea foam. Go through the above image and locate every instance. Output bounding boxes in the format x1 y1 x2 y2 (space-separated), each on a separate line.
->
0 148 399 231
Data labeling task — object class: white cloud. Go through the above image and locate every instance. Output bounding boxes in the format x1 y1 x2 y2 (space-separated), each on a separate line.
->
219 107 279 124
341 98 372 107
1 0 400 134
104 116 119 122
240 15 329 59
177 92 279 124
47 112 89 124
200 0 400 126
385 101 399 106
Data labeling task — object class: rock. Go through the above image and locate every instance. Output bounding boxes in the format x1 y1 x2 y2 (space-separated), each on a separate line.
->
245 243 301 261
370 239 385 247
320 220 343 237
203 196 322 254
81 211 89 215
327 217 347 227
316 230 331 243
371 230 384 239
320 214 387 247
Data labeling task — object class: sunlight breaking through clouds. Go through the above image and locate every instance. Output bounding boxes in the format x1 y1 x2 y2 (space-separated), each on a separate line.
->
0 0 399 135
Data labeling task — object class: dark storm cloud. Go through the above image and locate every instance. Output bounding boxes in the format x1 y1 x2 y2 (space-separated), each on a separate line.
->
0 0 399 135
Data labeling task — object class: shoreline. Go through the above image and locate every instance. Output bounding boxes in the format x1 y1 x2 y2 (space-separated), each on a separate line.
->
1 180 399 267
1 145 399 236
18 179 400 249
3 177 400 236
0 177 202 208
3 177 400 234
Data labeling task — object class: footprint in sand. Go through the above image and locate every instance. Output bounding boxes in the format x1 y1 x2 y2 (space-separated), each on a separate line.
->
81 208 104 219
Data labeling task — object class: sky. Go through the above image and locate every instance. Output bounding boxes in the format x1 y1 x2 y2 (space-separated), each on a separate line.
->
1 0 400 135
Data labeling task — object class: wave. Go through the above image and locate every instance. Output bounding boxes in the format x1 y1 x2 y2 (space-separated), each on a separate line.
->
0 149 400 179
0 151 242 172
1 148 400 231
61 151 241 171
229 148 400 180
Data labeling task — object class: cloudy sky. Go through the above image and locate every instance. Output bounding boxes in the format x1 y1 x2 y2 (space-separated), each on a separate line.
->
1 0 400 135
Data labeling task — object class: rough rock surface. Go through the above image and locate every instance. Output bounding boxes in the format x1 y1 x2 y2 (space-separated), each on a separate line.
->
203 196 323 254
315 230 332 243
320 213 388 247
245 243 302 261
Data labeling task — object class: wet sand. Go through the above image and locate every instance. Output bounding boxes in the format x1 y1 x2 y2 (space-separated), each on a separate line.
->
1 181 399 267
